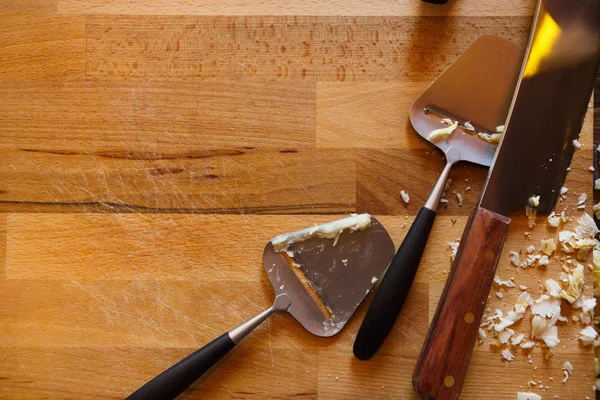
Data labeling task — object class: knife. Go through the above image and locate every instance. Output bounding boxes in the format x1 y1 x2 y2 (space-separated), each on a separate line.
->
412 1 600 399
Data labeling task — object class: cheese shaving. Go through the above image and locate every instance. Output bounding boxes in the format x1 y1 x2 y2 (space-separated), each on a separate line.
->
499 328 514 344
520 341 536 349
501 349 515 361
494 275 516 288
580 326 597 346
532 295 561 324
464 121 475 131
547 212 562 228
511 333 525 346
593 202 600 219
563 361 573 375
400 190 410 204
271 214 372 251
509 251 520 267
540 239 556 255
429 121 458 141
477 132 502 143
529 196 540 207
456 192 463 207
545 279 562 298
525 206 537 228
448 240 460 261
560 264 584 304
531 315 560 347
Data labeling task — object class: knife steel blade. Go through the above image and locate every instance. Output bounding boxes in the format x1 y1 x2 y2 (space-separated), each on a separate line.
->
481 0 600 216
413 1 600 399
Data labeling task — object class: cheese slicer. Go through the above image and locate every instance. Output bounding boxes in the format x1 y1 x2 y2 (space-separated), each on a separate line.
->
354 35 523 360
128 214 395 400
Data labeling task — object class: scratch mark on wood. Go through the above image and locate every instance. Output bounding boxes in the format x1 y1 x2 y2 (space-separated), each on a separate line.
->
19 148 249 160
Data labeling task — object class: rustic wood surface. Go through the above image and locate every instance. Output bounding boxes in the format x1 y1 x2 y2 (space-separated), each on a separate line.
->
0 1 597 399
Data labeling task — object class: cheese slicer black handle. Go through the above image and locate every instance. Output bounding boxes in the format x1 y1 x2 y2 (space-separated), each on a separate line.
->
353 206 436 360
127 333 236 400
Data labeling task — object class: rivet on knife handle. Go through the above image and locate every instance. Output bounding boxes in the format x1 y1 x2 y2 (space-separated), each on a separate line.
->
412 207 510 400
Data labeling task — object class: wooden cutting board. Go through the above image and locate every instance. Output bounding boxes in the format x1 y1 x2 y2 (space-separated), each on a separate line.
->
0 1 597 398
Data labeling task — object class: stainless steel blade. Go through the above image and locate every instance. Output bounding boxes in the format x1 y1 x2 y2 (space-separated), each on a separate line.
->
409 35 523 167
263 217 395 337
480 0 600 215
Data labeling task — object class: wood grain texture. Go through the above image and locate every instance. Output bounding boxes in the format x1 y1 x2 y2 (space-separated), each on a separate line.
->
86 16 531 82
1 3 598 399
0 81 316 149
0 148 355 213
316 82 429 149
57 0 535 17
357 148 489 216
0 13 84 80
0 0 56 12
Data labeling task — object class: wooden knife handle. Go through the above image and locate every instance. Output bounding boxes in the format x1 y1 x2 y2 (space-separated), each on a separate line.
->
413 207 511 400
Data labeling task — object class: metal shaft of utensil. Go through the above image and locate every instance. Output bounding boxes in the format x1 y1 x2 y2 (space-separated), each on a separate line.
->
229 294 291 342
424 147 461 211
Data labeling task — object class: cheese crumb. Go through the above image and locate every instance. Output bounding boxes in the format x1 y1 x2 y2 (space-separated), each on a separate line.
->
429 121 458 141
448 240 460 261
563 361 573 375
573 138 582 149
520 341 536 349
511 333 525 346
501 349 514 361
545 279 561 298
547 212 562 228
595 179 600 191
494 275 516 288
578 193 587 206
496 125 505 133
525 206 537 228
400 190 410 204
580 326 597 346
456 193 463 207
529 195 540 207
540 239 556 255
561 264 584 304
531 315 560 347
527 245 536 254
478 328 487 341
509 251 520 267
477 131 502 143
464 121 475 131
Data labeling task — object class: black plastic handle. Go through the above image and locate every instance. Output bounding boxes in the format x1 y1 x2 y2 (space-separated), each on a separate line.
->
353 207 436 360
128 333 236 400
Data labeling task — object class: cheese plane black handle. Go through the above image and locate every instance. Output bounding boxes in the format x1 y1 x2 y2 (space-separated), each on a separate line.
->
127 333 236 400
353 207 436 360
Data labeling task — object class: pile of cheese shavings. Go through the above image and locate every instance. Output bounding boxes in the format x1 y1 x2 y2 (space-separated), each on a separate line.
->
477 209 600 396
